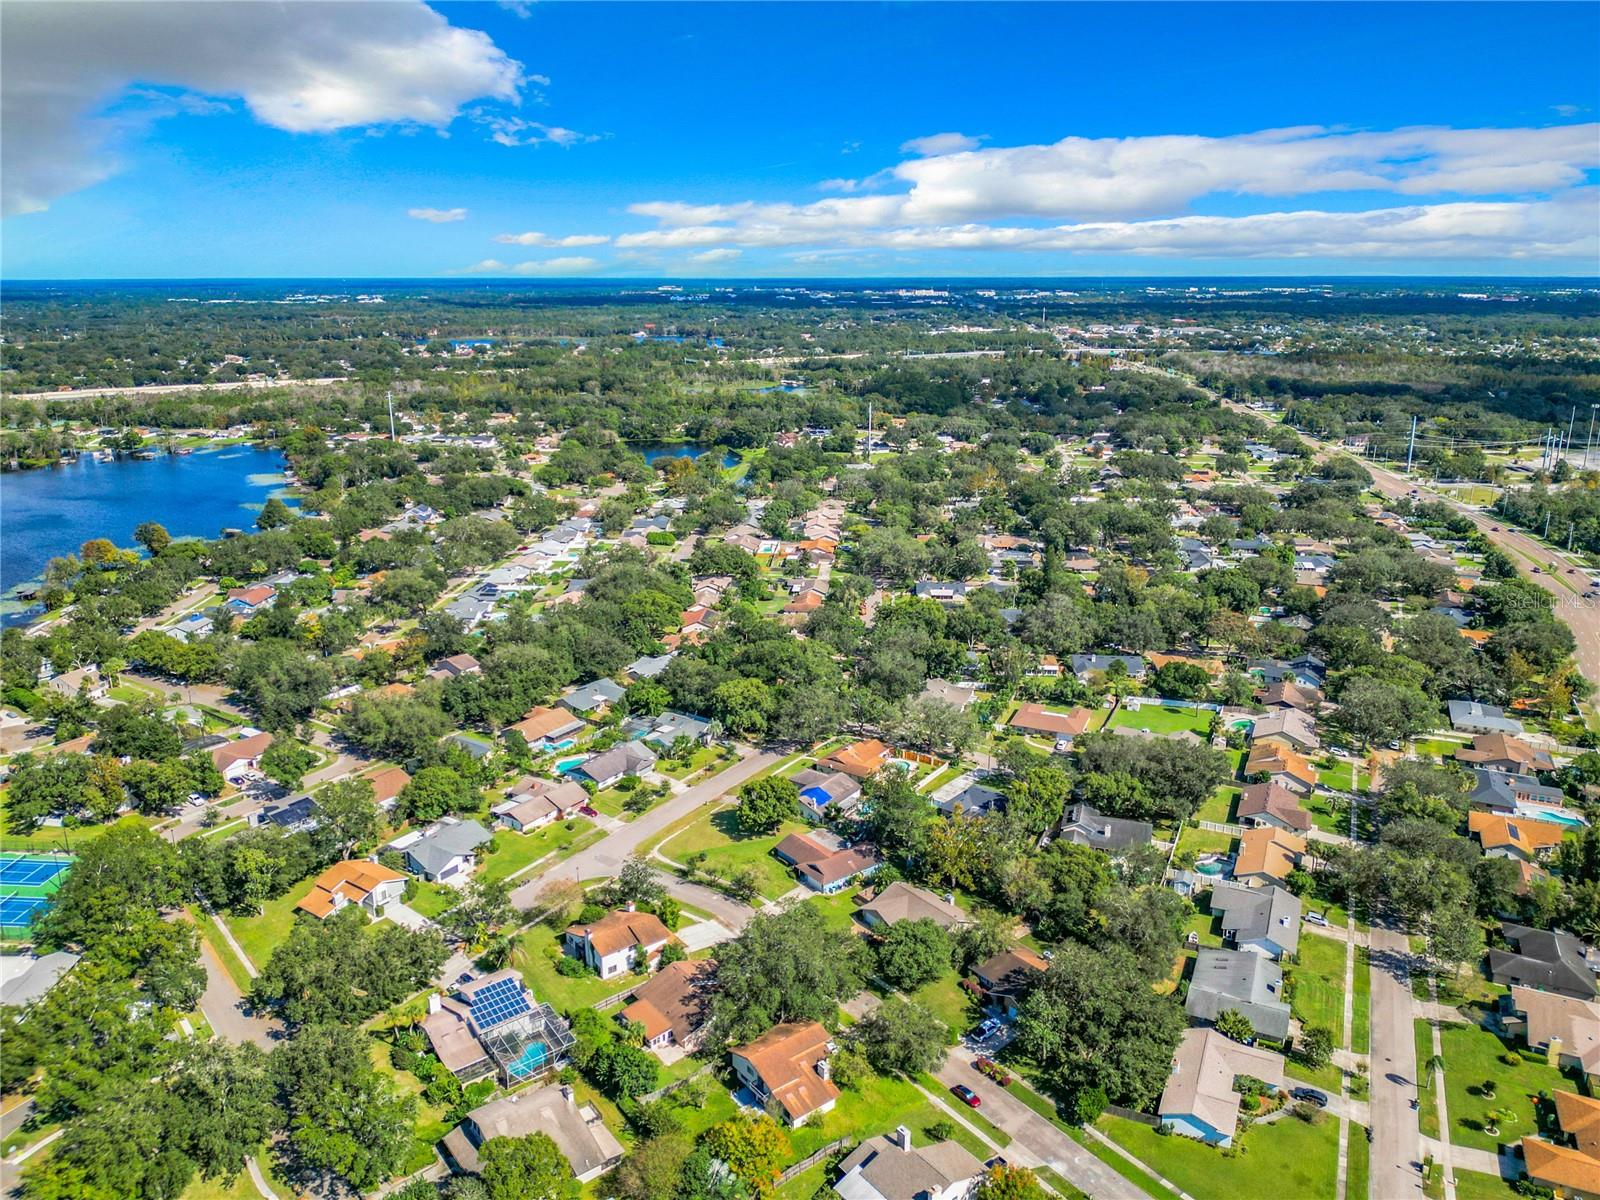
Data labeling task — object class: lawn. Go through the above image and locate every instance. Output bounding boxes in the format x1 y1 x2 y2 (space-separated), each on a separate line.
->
659 805 807 900
1307 793 1350 837
478 819 601 885
1109 705 1213 737
1451 1169 1520 1200
1416 1021 1442 1139
1437 1008 1574 1152
225 890 306 972
1290 930 1349 1037
1175 825 1237 861
906 966 978 1036
1315 759 1355 792
660 745 731 781
367 1038 452 1176
406 881 459 920
1096 1108 1341 1200
1196 786 1240 825
1346 1121 1370 1200
1352 946 1372 1054
510 927 648 1013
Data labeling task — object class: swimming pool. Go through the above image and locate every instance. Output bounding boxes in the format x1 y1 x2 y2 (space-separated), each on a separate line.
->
1519 807 1588 828
1194 855 1233 876
506 1041 550 1079
554 756 588 775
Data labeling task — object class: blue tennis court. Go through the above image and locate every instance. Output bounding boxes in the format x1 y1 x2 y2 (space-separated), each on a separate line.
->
0 856 71 887
0 897 48 929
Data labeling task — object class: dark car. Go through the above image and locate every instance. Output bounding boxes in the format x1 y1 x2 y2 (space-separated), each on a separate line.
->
1291 1087 1329 1108
951 1084 981 1108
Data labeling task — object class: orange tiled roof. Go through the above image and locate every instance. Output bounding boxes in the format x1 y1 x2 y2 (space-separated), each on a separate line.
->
821 739 893 779
1523 1137 1600 1196
1468 811 1566 859
296 859 406 918
566 910 676 959
1234 827 1307 882
732 1022 839 1122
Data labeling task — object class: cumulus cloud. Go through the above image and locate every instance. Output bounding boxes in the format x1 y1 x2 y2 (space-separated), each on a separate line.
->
608 124 1600 262
901 132 983 156
476 116 604 147
409 207 469 223
493 230 611 246
456 256 600 274
687 248 742 265
1 1 524 216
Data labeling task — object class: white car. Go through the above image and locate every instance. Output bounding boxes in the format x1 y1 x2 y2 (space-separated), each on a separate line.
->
1305 911 1329 927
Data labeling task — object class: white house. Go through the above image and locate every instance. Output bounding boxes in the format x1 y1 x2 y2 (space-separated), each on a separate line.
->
563 909 676 979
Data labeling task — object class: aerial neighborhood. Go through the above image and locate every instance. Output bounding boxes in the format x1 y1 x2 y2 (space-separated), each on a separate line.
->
2 283 1598 1200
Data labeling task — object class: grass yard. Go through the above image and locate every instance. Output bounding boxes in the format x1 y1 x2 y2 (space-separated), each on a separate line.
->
1065 1126 1183 1200
190 906 253 991
660 745 730 781
367 1039 452 1176
1346 1121 1370 1200
1451 1169 1520 1200
225 890 306 972
1096 1108 1341 1200
1352 946 1372 1054
1290 930 1349 1036
405 880 460 920
907 966 978 1036
660 805 807 900
1307 793 1349 837
1196 785 1240 825
1437 1008 1574 1152
510 928 648 1013
478 819 600 885
1175 825 1237 861
1417 1021 1442 1139
1109 705 1213 737
1315 759 1355 792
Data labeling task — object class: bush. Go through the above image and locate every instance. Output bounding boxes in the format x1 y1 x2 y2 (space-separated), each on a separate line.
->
616 776 640 792
557 954 592 978
924 1119 957 1142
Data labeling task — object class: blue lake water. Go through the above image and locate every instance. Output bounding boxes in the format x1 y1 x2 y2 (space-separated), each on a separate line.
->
0 445 295 600
636 443 740 469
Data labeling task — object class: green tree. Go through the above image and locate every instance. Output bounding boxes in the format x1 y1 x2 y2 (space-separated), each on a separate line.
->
1297 1026 1334 1070
480 1132 579 1200
852 996 950 1077
702 1114 790 1196
711 903 871 1044
398 765 474 823
171 1039 281 1183
973 1163 1048 1200
736 775 799 835
875 918 951 991
260 738 318 790
133 521 172 554
1214 1009 1255 1043
256 497 295 530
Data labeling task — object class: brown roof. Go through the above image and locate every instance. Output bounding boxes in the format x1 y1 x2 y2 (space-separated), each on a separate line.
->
296 859 406 918
731 1021 839 1122
227 585 275 605
212 730 273 770
366 766 411 805
1259 680 1323 710
820 739 893 779
1511 990 1600 1077
797 844 881 890
619 959 715 1044
1244 743 1316 787
566 910 676 959
1469 811 1566 859
1234 827 1307 883
1236 781 1312 832
1556 1091 1600 1157
973 947 1049 995
1456 733 1553 771
1522 1136 1600 1196
1009 703 1096 738
774 832 833 868
511 706 583 741
782 590 826 614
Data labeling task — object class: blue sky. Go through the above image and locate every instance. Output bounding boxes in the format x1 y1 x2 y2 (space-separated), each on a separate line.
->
2 1 1597 278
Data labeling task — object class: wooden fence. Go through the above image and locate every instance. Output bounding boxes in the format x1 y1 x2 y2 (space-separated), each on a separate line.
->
776 1137 852 1184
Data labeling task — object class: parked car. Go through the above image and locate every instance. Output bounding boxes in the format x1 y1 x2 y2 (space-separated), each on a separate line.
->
951 1085 981 1108
975 1018 1005 1042
1305 911 1329 927
1291 1087 1329 1108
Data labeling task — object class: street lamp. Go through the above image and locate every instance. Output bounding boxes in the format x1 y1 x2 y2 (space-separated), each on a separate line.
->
1587 405 1598 472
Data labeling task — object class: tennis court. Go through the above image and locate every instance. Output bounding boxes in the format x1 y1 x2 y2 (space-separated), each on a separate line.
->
0 896 49 930
0 855 72 888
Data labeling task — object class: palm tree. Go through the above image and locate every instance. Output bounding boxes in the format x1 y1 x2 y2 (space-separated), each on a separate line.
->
1422 1054 1445 1089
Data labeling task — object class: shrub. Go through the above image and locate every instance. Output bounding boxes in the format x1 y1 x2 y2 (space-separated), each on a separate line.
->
924 1120 957 1142
557 954 591 978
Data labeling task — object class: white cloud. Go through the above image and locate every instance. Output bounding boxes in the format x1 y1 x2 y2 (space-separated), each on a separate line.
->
687 248 741 265
409 207 469 223
456 256 600 274
476 116 604 148
1 1 524 216
493 230 611 246
900 132 983 156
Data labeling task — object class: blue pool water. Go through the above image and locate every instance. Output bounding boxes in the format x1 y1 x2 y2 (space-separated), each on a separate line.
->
507 1041 549 1078
555 757 587 774
1521 807 1587 828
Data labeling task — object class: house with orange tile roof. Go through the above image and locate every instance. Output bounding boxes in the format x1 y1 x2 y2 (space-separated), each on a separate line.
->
618 958 716 1054
729 1021 840 1126
782 589 826 616
1008 703 1096 740
296 859 407 919
1523 1091 1600 1198
1456 732 1556 775
1468 811 1567 863
1232 827 1308 887
563 909 676 980
508 705 588 750
1243 743 1316 796
366 766 411 809
819 738 893 780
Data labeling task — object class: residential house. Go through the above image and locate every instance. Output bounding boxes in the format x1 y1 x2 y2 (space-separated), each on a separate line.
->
225 584 276 613
932 779 1005 818
169 612 214 643
624 653 674 681
729 1021 840 1126
1053 802 1153 853
857 882 970 933
494 779 590 832
1456 733 1556 775
250 795 317 833
423 970 576 1086
295 860 407 920
969 947 1049 1019
1185 948 1292 1042
1497 987 1600 1081
1489 924 1599 1000
508 706 588 751
772 831 882 894
1469 812 1567 863
912 581 969 602
1008 703 1097 742
1208 880 1302 960
1468 768 1571 816
561 678 626 716
1243 743 1316 796
577 740 657 789
444 595 496 628
1069 653 1148 682
365 766 411 810
920 679 977 710
1259 681 1323 712
819 739 894 780
426 653 482 681
211 730 274 782
443 1083 622 1182
1158 1028 1285 1146
564 909 677 979
792 768 864 820
1249 709 1321 754
831 1126 984 1200
1235 781 1313 834
1521 1091 1600 1200
1231 829 1308 889
618 958 716 1053
1249 656 1326 690
0 951 81 1008
641 710 715 750
392 817 493 883
1448 699 1525 736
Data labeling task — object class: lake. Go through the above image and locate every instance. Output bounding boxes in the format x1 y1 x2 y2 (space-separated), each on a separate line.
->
635 443 741 469
0 445 295 608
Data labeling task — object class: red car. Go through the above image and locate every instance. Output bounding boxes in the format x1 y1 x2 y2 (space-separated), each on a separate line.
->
951 1084 981 1108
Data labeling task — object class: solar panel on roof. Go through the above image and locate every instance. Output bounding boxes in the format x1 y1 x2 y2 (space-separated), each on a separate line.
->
471 977 531 1028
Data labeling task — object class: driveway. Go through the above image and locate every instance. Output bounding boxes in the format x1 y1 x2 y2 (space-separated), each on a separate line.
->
932 1054 1152 1200
675 917 735 953
509 745 781 906
186 915 283 1049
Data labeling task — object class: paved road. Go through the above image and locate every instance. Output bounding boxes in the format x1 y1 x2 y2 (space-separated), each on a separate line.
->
932 1054 1152 1200
509 745 782 907
1368 922 1426 1200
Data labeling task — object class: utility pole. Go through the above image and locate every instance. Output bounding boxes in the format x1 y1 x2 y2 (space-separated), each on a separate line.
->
1588 404 1598 471
1404 415 1418 475
865 400 873 462
1567 405 1578 462
386 390 397 441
